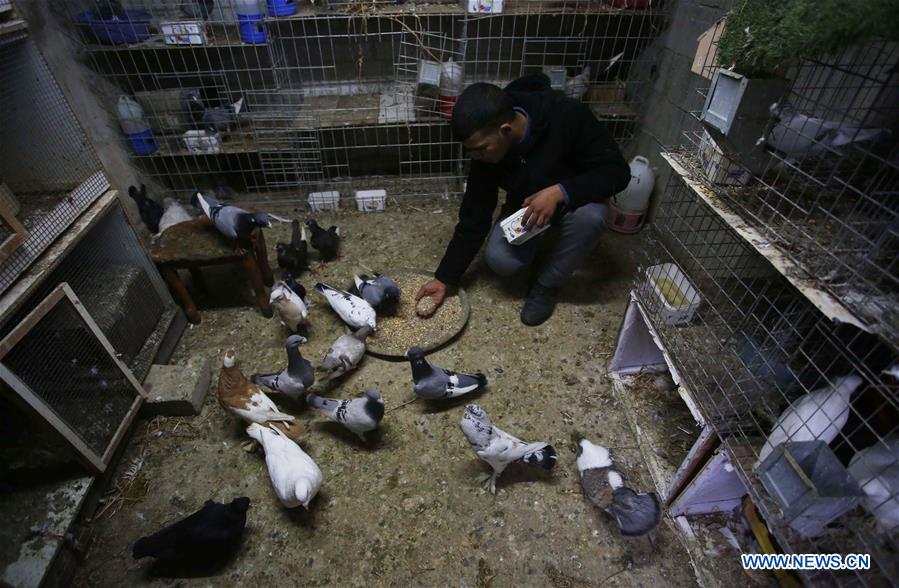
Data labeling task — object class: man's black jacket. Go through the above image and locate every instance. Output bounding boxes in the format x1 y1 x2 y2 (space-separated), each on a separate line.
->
434 87 630 286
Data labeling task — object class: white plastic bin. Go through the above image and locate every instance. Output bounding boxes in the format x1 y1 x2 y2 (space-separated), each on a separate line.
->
161 21 207 45
308 190 340 212
183 130 221 154
644 263 701 325
354 189 386 212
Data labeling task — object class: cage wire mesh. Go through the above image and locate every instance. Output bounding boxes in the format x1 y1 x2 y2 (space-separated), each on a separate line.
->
70 0 664 207
636 169 899 585
0 34 109 293
0 203 175 382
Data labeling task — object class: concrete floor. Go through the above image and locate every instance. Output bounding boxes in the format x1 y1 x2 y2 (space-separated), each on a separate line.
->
71 201 707 587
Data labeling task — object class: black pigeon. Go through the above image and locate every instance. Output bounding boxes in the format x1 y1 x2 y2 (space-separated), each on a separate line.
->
180 90 243 134
282 271 307 300
128 184 163 234
276 220 309 275
306 218 341 265
132 497 250 564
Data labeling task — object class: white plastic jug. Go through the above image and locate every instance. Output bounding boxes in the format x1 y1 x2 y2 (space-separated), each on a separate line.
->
440 59 464 93
612 155 654 213
116 95 149 134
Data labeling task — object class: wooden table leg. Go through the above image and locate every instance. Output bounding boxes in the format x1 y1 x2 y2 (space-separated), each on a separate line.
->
188 267 208 296
160 265 201 324
253 230 275 287
241 254 273 318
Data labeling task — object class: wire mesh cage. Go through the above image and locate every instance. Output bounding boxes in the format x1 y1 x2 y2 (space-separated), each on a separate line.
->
0 33 109 294
0 283 146 474
636 170 899 585
69 0 665 205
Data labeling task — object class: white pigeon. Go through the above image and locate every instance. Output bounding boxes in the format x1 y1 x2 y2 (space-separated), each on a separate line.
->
314 282 376 330
460 404 557 495
306 388 384 441
848 436 899 534
270 280 309 332
156 197 193 235
756 374 863 465
320 325 372 380
246 423 322 510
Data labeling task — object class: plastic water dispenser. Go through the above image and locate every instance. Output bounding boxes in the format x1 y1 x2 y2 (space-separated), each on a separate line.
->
117 95 158 156
236 0 266 44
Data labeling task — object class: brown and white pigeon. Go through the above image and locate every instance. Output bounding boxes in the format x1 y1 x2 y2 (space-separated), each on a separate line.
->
576 439 661 537
270 281 309 333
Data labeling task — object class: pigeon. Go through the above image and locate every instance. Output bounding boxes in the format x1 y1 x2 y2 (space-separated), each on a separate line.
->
132 497 249 564
246 423 322 509
314 283 376 330
182 90 244 134
128 184 163 234
848 435 899 534
270 280 309 332
276 220 309 275
767 103 888 162
281 271 306 300
217 350 297 431
250 335 315 403
320 325 372 379
576 439 661 537
756 374 864 465
156 197 193 235
406 346 487 400
564 65 591 100
306 388 384 441
351 273 401 313
306 218 341 265
213 184 238 201
460 404 557 494
181 0 215 19
96 0 127 20
191 191 283 242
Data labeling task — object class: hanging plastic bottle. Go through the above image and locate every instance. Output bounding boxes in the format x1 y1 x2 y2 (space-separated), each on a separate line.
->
438 59 465 119
116 95 158 156
236 0 266 44
607 156 655 234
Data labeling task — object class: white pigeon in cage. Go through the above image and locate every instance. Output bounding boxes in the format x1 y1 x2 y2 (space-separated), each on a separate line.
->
246 423 322 510
314 282 376 330
848 435 899 534
756 374 864 466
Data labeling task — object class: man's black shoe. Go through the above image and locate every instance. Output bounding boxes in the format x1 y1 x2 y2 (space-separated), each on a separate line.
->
521 282 558 326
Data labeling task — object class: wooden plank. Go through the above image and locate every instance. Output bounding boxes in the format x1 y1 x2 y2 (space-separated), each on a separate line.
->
0 201 28 263
664 425 718 505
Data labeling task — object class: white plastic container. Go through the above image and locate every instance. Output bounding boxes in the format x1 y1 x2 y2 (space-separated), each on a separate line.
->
354 189 386 212
500 207 550 245
644 263 700 325
467 0 503 13
308 190 340 212
607 155 654 234
161 21 207 45
418 60 442 86
183 129 221 154
698 130 751 186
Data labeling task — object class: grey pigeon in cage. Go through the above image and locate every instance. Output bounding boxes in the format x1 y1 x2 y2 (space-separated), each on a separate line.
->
406 346 486 400
132 496 249 564
156 197 193 235
320 325 372 380
306 388 384 442
181 0 215 19
128 184 163 234
306 218 341 266
756 374 864 466
314 282 376 330
848 433 899 534
191 191 284 242
246 423 322 509
351 273 401 314
269 281 309 333
181 90 244 134
250 335 314 403
576 438 661 537
460 404 557 495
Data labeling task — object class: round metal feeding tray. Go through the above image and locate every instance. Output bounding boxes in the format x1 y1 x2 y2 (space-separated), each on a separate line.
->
363 269 470 359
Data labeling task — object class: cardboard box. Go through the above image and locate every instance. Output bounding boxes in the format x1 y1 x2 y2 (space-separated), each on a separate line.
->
692 18 725 80
500 208 550 245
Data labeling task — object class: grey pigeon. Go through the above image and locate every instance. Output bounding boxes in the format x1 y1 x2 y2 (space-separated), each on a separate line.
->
191 191 282 242
306 388 384 441
351 273 401 313
460 404 557 494
250 335 314 402
321 325 372 379
406 346 486 400
576 439 661 537
181 90 243 134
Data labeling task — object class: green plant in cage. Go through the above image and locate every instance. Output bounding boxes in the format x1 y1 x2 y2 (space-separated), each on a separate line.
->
717 0 899 74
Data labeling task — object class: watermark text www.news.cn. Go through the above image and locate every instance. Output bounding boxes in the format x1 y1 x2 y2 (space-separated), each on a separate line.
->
741 553 871 571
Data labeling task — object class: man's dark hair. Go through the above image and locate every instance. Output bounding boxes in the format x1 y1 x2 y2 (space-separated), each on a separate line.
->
450 83 515 142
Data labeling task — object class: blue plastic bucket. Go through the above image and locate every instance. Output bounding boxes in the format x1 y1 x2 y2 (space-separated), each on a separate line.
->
77 10 152 45
238 13 266 44
127 129 159 156
267 0 297 16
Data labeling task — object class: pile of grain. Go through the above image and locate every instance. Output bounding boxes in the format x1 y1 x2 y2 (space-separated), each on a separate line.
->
366 271 467 356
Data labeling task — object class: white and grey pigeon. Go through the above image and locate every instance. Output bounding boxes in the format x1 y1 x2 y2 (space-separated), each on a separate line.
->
191 191 286 242
250 335 314 403
576 439 661 537
314 282 376 330
246 423 322 510
269 280 309 333
848 435 899 534
156 197 193 235
306 388 384 442
351 273 401 313
756 374 864 466
406 346 487 400
460 404 557 494
767 103 888 162
320 325 372 380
